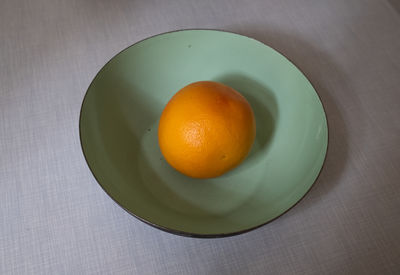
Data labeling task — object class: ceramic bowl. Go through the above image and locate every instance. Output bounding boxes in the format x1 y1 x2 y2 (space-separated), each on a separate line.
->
79 29 328 237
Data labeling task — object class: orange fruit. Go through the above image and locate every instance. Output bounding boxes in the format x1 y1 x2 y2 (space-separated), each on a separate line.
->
158 81 256 178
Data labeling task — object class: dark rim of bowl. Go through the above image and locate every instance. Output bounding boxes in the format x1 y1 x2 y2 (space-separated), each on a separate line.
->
79 28 330 238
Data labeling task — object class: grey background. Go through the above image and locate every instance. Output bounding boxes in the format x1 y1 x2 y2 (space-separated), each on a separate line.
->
1 0 399 274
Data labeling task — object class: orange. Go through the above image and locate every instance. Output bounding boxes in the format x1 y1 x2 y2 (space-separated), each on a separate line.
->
158 81 256 178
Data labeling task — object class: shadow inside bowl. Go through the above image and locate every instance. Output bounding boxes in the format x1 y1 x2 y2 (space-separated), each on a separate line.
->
213 73 278 167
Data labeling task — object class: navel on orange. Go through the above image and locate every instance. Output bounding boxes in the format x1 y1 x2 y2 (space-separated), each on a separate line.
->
158 81 256 178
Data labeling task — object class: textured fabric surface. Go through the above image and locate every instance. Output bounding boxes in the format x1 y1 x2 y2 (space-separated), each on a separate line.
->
1 0 400 274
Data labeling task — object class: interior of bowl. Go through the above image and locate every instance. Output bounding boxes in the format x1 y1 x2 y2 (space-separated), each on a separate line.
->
79 30 328 236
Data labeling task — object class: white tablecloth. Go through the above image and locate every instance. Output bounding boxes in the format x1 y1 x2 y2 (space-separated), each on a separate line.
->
1 0 399 274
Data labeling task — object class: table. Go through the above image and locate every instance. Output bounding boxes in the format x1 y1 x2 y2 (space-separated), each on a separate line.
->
1 0 399 274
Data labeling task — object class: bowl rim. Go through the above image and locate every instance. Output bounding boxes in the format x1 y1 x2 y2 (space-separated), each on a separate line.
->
79 28 329 238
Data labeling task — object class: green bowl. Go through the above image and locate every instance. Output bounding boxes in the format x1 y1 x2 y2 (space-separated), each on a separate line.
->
79 29 328 237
